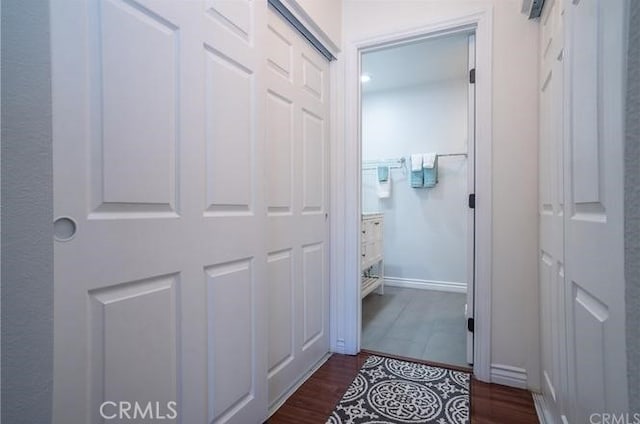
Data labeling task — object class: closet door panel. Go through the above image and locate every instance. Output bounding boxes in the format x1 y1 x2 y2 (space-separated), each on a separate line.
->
266 91 294 214
52 0 269 422
267 250 294 374
564 0 628 420
538 0 568 421
265 9 330 409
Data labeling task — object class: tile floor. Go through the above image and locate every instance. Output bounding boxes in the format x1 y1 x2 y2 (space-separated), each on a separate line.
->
361 285 469 368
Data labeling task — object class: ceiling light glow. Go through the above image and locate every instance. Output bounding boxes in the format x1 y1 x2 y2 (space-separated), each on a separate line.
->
361 74 372 83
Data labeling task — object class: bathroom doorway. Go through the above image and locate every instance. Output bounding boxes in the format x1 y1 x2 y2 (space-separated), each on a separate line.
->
358 31 476 369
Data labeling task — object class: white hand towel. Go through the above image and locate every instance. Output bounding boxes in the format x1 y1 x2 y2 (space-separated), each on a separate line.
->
411 154 423 171
377 175 391 198
423 153 437 169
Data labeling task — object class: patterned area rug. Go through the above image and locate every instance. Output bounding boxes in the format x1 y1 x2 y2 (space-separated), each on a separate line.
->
326 355 469 424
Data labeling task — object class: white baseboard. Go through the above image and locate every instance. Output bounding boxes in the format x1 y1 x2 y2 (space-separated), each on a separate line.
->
267 352 333 418
384 276 467 293
490 363 528 389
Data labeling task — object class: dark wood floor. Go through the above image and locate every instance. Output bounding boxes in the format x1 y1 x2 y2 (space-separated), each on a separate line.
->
267 352 539 424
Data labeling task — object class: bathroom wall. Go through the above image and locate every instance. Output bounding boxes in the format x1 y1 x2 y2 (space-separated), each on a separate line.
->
362 78 469 286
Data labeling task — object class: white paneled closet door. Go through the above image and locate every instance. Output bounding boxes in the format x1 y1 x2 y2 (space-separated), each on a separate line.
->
563 0 628 421
539 0 629 421
539 0 568 421
264 9 331 410
52 0 269 423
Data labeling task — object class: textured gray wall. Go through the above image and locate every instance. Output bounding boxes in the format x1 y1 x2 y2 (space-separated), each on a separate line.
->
626 0 640 413
1 0 54 422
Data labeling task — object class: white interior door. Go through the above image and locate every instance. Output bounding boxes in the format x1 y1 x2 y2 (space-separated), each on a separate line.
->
466 33 476 366
564 0 628 421
264 9 331 410
539 0 567 420
52 0 269 422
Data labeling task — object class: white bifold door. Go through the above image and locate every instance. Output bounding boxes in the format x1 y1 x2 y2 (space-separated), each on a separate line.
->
563 0 628 420
538 0 629 422
539 0 567 419
51 0 329 423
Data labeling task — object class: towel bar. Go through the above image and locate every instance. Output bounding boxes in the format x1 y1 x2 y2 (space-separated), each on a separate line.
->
437 152 468 158
362 157 406 170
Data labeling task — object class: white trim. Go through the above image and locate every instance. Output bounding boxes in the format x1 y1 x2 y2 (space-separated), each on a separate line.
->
490 364 528 389
267 352 333 417
470 6 493 384
329 50 347 355
466 32 477 366
384 277 467 294
331 6 493 378
532 392 556 424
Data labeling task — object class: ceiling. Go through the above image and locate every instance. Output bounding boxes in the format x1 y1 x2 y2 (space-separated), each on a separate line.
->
361 33 470 93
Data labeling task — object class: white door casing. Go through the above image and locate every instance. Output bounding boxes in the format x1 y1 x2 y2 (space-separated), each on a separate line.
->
52 0 273 422
340 9 493 381
563 0 629 420
264 8 331 410
466 32 476 366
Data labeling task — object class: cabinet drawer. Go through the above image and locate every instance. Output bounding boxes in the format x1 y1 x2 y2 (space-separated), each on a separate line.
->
371 219 383 241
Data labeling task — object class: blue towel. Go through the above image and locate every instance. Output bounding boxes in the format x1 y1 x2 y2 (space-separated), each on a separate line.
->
377 166 389 182
411 169 423 188
410 156 423 188
423 156 438 187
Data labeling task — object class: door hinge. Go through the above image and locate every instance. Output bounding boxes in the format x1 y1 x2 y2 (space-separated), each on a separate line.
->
468 193 475 209
467 318 475 332
469 68 476 84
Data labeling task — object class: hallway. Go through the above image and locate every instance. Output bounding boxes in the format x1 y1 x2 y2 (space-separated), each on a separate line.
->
268 352 539 423
2 0 636 422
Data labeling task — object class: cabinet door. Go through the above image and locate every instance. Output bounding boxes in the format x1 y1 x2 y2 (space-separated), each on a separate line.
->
372 219 383 242
361 219 371 244
361 243 368 268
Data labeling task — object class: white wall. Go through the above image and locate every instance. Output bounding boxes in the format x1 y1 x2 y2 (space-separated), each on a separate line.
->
341 0 540 389
283 0 342 50
362 80 468 285
1 0 55 421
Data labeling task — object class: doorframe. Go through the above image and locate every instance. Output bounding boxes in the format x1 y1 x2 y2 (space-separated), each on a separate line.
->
331 8 493 382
